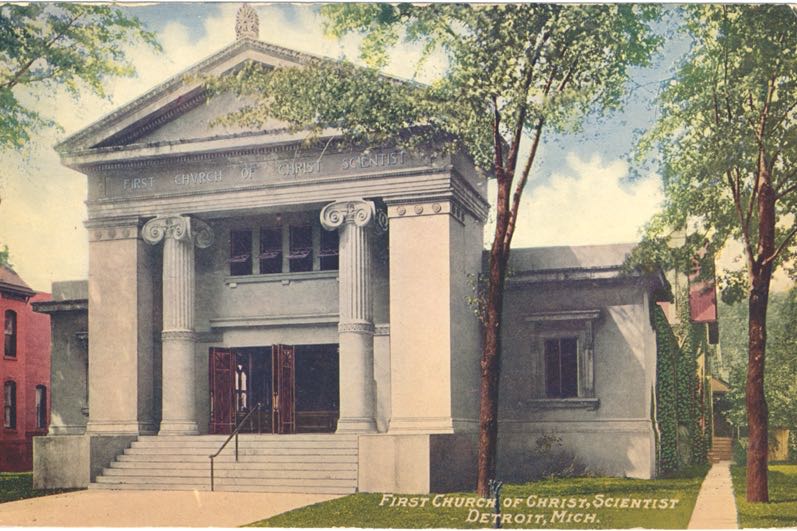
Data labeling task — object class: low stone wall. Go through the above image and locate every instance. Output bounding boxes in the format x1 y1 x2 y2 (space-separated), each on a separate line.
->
33 434 137 489
33 435 89 489
358 433 478 494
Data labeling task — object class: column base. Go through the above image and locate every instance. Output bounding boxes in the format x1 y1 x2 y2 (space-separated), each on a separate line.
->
158 420 199 436
336 417 377 434
86 420 147 435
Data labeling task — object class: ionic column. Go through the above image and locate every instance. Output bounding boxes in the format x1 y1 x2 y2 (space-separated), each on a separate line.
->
142 215 213 435
321 200 379 433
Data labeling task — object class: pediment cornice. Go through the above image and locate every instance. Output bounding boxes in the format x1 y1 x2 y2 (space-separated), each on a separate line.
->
55 38 327 156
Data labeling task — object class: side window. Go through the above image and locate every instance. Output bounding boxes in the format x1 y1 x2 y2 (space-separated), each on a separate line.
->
319 228 339 271
4 381 16 429
288 225 313 272
35 385 47 429
544 337 579 398
259 228 282 274
4 310 16 358
229 230 253 276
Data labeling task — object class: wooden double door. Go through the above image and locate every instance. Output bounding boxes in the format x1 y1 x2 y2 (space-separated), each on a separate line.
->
209 345 339 435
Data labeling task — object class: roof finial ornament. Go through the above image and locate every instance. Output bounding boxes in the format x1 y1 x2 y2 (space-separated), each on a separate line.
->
235 3 259 40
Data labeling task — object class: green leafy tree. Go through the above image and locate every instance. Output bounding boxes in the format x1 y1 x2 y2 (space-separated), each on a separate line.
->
0 2 160 150
722 291 797 433
214 3 660 496
633 5 797 502
0 244 10 268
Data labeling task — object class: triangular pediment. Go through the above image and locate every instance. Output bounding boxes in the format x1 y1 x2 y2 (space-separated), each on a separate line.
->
56 38 318 155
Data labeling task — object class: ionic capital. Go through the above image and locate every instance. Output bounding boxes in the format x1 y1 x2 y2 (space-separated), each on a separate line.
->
320 200 375 231
142 215 214 248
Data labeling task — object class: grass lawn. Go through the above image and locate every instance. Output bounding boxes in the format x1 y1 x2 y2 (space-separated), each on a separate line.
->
731 464 797 528
248 467 707 528
0 472 81 504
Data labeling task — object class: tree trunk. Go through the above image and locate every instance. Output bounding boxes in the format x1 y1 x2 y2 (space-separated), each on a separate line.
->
746 275 770 502
477 176 512 497
745 159 775 503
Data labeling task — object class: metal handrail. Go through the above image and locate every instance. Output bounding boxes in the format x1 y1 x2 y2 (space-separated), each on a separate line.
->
209 402 263 491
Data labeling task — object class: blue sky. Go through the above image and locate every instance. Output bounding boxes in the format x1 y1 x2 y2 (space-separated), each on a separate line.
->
0 3 770 292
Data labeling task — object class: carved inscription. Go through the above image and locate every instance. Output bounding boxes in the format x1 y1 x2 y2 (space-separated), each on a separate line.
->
342 150 406 170
123 176 154 191
104 148 421 199
174 169 224 186
277 160 321 176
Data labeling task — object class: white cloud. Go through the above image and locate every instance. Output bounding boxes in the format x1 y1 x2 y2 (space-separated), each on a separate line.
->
497 152 664 248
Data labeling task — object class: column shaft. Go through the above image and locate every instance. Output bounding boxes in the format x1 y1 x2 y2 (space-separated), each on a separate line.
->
338 222 376 432
160 235 198 435
142 215 213 436
320 200 378 433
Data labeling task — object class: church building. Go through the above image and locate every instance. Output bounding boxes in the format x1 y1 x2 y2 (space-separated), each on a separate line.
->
33 6 668 493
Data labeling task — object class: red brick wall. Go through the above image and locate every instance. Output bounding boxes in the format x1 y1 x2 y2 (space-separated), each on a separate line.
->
0 291 51 471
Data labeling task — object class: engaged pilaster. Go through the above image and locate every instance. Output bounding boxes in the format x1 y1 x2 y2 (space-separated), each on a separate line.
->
142 215 213 435
321 200 380 433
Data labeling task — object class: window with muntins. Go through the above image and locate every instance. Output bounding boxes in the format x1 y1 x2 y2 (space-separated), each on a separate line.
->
229 216 341 276
289 225 313 273
4 310 16 358
259 228 282 274
319 228 339 271
544 337 579 398
229 230 253 276
4 381 16 429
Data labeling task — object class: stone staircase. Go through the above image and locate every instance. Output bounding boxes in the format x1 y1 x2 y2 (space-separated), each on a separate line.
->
89 434 358 494
707 436 733 462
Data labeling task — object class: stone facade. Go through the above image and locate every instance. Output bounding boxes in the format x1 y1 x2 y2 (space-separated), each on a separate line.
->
34 27 668 492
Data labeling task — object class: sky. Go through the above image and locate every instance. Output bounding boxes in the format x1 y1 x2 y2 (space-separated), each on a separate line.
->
0 3 791 293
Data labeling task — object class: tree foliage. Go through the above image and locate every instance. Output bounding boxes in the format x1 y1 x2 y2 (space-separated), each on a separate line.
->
631 4 797 502
212 3 661 496
633 4 797 284
0 3 160 150
215 4 660 170
0 244 10 268
721 291 797 430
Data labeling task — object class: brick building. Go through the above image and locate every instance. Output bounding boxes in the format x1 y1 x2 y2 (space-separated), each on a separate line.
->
0 265 51 471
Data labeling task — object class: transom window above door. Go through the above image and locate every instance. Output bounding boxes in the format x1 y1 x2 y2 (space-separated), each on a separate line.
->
228 215 339 277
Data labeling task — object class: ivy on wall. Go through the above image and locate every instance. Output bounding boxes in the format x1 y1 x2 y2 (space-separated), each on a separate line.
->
653 303 709 475
654 305 680 474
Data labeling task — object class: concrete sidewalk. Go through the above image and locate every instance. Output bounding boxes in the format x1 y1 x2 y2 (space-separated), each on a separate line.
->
0 489 339 527
688 461 739 529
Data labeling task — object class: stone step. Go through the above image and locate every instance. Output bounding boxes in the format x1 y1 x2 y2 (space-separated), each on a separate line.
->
131 439 357 449
124 447 357 456
110 460 356 471
94 434 359 494
137 434 357 442
102 467 357 480
95 475 355 488
116 453 357 464
88 482 355 494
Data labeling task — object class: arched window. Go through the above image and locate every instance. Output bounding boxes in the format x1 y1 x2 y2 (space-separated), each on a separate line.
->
4 310 16 358
35 385 47 429
4 381 16 429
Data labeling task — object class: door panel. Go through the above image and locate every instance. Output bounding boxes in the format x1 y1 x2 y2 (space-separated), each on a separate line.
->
209 348 235 434
272 344 296 434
